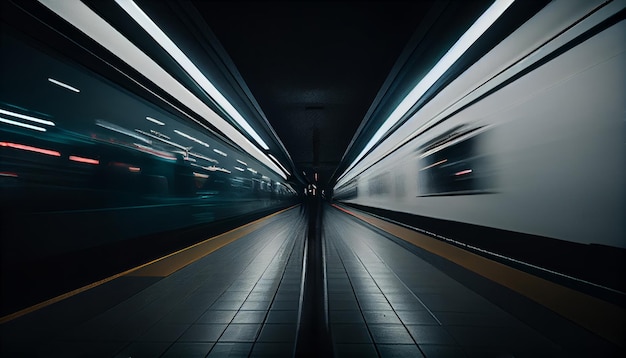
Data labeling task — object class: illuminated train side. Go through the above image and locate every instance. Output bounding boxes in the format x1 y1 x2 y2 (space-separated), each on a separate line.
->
0 1 298 263
334 1 625 253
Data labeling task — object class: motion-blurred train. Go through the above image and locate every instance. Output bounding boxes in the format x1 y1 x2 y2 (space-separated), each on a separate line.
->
0 0 298 271
333 0 625 297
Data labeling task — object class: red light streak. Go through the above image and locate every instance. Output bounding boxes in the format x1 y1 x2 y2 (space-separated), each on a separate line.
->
0 141 61 157
69 155 99 165
455 169 473 176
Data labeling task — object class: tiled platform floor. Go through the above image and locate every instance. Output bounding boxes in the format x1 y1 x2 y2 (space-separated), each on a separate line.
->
2 205 620 357
1 208 307 357
324 208 568 358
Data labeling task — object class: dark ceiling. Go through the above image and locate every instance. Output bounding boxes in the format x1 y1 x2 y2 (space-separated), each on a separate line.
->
157 1 502 188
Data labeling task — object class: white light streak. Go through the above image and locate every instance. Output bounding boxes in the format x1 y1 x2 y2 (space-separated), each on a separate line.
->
0 108 55 126
146 116 165 125
0 117 47 132
269 153 291 177
174 129 210 148
213 148 227 157
420 159 448 171
235 166 245 172
48 77 80 92
115 0 269 150
340 0 514 182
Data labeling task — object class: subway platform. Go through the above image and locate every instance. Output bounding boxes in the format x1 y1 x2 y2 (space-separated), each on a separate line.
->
1 204 623 357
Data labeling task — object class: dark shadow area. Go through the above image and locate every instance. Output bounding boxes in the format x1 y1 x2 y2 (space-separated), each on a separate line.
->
295 194 333 357
0 204 293 317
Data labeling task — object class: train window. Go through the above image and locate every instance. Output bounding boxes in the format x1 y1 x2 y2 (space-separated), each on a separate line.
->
418 132 494 196
368 172 390 196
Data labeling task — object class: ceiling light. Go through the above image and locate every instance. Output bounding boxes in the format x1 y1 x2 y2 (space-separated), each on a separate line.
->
115 0 269 151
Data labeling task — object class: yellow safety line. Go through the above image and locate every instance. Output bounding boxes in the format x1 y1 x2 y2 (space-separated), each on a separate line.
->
333 204 625 347
0 205 298 324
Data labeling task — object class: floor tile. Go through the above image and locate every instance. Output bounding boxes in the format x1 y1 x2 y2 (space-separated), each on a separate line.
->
362 310 402 324
219 324 262 342
333 343 378 358
137 322 189 341
256 324 297 342
377 344 425 358
207 342 253 357
232 310 267 324
330 310 365 324
406 325 457 345
179 324 227 342
369 324 415 344
331 324 372 343
266 310 298 324
250 342 294 357
197 310 238 324
161 342 214 358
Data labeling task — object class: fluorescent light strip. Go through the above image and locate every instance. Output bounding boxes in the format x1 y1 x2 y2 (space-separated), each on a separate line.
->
235 166 245 172
237 159 248 166
146 116 165 125
0 117 47 132
340 0 514 183
0 108 55 126
37 0 285 180
114 0 269 151
48 77 80 92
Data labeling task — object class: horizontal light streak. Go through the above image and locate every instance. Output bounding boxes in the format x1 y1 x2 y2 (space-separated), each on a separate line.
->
236 159 247 166
0 108 55 126
0 117 47 132
146 116 165 125
133 143 177 161
455 169 473 176
48 77 80 92
69 155 99 165
0 172 19 178
0 141 61 156
174 129 210 148
420 159 448 171
213 148 227 157
193 172 209 178
96 119 151 144
234 166 245 172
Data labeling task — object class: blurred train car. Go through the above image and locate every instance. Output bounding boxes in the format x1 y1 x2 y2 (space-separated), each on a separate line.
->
334 0 625 298
0 0 297 313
